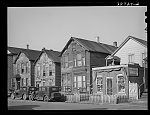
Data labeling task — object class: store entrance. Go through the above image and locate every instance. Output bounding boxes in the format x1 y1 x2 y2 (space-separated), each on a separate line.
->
106 77 113 95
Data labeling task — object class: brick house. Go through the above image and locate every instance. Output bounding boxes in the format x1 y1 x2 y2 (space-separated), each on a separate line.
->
33 48 61 88
60 37 117 94
13 47 41 90
7 47 27 90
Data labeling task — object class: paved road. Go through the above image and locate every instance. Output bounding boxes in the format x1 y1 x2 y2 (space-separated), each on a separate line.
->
8 98 148 110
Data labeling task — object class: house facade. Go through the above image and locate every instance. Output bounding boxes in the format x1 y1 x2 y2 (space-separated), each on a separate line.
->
60 37 117 94
13 48 41 90
106 36 147 67
106 36 147 90
34 48 61 88
7 47 27 90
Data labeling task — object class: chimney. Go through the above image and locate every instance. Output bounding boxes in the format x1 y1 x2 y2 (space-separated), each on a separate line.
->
96 36 100 43
27 44 29 49
113 41 117 47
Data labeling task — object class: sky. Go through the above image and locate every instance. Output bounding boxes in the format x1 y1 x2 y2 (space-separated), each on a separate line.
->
8 6 147 52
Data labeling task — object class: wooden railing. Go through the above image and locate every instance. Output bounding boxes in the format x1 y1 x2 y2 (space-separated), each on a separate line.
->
64 93 128 104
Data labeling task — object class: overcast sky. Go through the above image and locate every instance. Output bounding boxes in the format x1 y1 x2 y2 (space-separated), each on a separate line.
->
8 6 147 51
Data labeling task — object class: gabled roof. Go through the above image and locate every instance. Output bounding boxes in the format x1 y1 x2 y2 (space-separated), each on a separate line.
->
8 47 26 55
34 49 61 65
106 36 147 59
13 48 41 63
60 37 118 56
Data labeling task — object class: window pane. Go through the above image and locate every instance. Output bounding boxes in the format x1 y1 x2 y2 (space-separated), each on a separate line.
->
77 60 82 66
78 81 82 87
83 82 86 88
78 76 82 82
77 53 81 60
82 76 85 81
74 76 76 82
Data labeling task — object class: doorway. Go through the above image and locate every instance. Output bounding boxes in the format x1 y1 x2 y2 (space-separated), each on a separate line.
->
106 77 113 95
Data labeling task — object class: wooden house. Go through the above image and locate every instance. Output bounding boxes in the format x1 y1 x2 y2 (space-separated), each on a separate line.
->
105 36 147 90
13 47 41 90
60 37 117 94
33 48 61 88
92 64 145 100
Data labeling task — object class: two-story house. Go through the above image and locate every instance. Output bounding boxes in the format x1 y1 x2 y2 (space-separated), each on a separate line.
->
34 48 61 87
8 46 28 90
13 47 41 90
106 36 147 90
60 37 117 94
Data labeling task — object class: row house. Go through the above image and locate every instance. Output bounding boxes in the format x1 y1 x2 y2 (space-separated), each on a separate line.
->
7 46 28 90
13 47 41 90
105 36 147 90
60 37 118 94
34 48 61 88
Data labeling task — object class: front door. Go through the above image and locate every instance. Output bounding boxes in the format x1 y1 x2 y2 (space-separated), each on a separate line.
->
106 77 113 95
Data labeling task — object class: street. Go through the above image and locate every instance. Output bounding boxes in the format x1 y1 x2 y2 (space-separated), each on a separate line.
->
8 98 148 110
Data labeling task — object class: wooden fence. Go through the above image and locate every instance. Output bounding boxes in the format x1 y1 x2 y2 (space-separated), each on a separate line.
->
64 93 128 104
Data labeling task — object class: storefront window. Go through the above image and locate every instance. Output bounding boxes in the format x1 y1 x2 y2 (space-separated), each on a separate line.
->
96 75 103 93
117 74 125 93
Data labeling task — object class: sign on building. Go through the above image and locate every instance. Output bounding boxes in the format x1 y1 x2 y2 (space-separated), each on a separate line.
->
129 81 138 100
128 67 138 76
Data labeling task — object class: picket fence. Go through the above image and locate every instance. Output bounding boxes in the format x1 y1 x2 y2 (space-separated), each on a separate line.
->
64 93 128 104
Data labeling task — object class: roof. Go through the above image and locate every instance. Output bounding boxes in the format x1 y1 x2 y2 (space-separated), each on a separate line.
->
106 36 147 59
34 49 61 64
60 37 118 56
12 47 41 63
8 47 26 55
44 49 61 63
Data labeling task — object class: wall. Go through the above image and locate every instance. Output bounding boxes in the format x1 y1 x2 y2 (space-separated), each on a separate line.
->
15 53 31 87
92 67 129 97
7 54 13 90
34 52 56 87
55 62 61 87
114 39 147 67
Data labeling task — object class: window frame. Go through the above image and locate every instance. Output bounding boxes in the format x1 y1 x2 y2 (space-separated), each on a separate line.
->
96 74 103 93
128 54 134 64
117 74 126 94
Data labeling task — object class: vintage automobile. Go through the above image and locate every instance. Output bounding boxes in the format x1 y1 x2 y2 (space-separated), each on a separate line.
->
10 86 38 100
34 86 66 102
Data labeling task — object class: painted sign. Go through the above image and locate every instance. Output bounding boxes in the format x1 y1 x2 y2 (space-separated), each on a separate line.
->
129 81 138 100
128 67 138 76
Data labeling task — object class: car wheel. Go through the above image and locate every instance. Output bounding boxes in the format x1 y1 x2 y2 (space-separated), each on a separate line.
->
23 94 27 100
11 93 15 99
29 95 33 101
43 96 49 102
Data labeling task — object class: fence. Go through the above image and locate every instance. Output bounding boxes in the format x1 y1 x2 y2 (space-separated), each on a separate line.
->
64 93 128 104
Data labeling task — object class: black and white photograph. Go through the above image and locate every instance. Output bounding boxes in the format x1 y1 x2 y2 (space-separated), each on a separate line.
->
7 4 147 110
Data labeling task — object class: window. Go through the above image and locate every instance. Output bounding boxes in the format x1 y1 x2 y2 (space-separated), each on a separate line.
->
43 82 45 86
117 74 125 93
68 55 73 67
17 63 20 74
49 69 52 76
142 52 147 67
73 76 77 88
26 62 29 73
62 74 72 92
21 63 24 74
82 57 85 66
77 53 82 66
73 75 86 92
128 54 134 63
26 78 28 86
37 66 40 78
64 55 69 68
96 74 103 92
43 65 46 76
74 56 77 67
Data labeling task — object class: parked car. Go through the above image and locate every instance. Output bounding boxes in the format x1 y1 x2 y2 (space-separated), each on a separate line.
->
10 86 38 100
8 88 15 97
34 86 66 102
